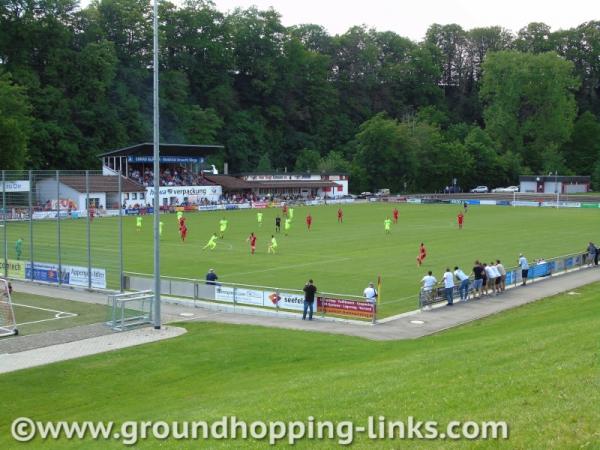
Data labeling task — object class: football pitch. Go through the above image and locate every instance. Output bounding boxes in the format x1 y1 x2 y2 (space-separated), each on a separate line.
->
2 203 599 317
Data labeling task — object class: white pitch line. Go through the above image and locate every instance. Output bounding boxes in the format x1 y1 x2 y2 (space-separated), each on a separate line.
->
16 313 78 327
225 257 351 277
12 302 75 315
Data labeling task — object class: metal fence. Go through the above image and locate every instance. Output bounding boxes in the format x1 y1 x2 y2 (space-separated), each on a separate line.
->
419 251 592 309
1 170 124 290
123 272 376 322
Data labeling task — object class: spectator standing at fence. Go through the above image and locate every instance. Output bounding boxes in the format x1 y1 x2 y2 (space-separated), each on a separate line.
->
363 282 378 303
587 242 598 266
442 268 455 306
471 261 484 298
481 262 489 295
484 263 498 295
205 268 218 285
490 261 502 294
302 279 317 320
15 237 23 260
454 266 470 301
421 271 437 307
518 253 529 286
496 260 506 292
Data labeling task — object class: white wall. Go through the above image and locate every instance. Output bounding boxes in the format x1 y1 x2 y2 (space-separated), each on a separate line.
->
519 181 537 193
37 179 83 209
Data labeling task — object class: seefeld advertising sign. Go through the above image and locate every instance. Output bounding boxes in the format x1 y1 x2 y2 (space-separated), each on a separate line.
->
24 261 107 288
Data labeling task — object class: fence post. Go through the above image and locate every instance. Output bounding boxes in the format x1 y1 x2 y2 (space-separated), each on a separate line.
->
2 170 6 278
28 170 33 281
56 171 61 285
372 300 376 324
119 173 124 292
86 170 91 289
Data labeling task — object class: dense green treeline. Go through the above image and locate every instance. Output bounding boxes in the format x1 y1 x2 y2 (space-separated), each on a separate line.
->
1 0 600 191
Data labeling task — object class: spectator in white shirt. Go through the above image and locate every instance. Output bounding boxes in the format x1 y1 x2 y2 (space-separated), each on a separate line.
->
421 271 437 307
496 259 506 292
453 266 470 301
484 263 497 295
518 254 529 286
489 261 502 295
442 268 455 306
363 282 378 304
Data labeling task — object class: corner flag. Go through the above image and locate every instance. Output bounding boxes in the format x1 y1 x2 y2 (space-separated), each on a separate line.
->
377 275 382 304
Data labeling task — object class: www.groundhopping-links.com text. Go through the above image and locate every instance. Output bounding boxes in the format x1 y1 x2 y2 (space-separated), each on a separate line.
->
11 416 509 445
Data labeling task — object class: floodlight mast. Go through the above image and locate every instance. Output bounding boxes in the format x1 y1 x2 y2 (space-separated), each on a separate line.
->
152 0 161 329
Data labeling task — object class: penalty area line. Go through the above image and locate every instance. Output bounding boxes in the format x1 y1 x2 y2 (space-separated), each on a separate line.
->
225 257 351 277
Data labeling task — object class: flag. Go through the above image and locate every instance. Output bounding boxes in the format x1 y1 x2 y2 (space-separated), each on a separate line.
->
377 275 382 304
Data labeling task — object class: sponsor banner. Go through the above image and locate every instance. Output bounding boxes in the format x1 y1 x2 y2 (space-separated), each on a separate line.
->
198 205 223 211
236 203 251 209
450 199 463 204
496 200 511 206
580 202 600 209
304 200 323 206
540 201 581 208
252 201 269 209
66 265 107 289
465 199 480 205
317 296 374 318
146 186 222 204
23 261 106 288
31 211 73 220
505 269 519 285
512 200 540 207
127 156 204 163
225 204 239 210
271 291 305 311
214 285 235 303
479 200 497 205
0 259 26 279
530 261 554 278
1 180 30 192
174 206 199 212
407 198 422 204
125 207 154 215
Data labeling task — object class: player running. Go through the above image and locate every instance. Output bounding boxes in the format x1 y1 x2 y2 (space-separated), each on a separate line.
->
179 219 188 242
203 233 218 250
176 210 184 223
288 207 294 220
284 217 292 236
282 203 288 217
337 208 343 223
247 232 257 255
417 242 427 266
275 216 281 233
268 235 278 254
219 217 228 239
89 207 95 222
257 212 263 227
384 217 392 234
306 213 312 231
15 237 23 260
457 212 464 229
136 215 143 232
393 208 399 224
159 221 164 237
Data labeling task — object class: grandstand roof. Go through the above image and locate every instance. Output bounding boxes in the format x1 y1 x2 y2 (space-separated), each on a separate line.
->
252 181 338 188
56 175 144 193
203 175 254 190
98 143 223 158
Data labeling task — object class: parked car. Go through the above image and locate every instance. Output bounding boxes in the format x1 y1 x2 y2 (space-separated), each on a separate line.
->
470 186 489 193
357 192 372 199
491 186 520 193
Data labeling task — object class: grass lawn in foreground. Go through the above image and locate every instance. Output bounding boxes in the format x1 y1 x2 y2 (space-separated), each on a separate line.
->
8 292 109 335
2 203 599 316
0 282 598 448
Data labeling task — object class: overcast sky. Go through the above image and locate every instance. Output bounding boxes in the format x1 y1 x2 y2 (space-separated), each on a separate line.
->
209 0 596 41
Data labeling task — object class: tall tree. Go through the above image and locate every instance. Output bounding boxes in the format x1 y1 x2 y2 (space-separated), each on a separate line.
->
0 72 32 169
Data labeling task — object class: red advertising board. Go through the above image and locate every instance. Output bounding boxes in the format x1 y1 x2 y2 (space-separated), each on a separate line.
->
317 296 374 319
252 202 269 209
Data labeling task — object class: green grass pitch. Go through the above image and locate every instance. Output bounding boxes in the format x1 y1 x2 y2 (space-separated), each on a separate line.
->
0 283 598 448
2 203 599 317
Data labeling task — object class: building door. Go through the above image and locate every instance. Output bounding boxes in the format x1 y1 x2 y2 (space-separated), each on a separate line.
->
536 180 544 193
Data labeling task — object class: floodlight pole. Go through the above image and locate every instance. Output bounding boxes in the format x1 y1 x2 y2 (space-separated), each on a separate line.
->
152 0 161 329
